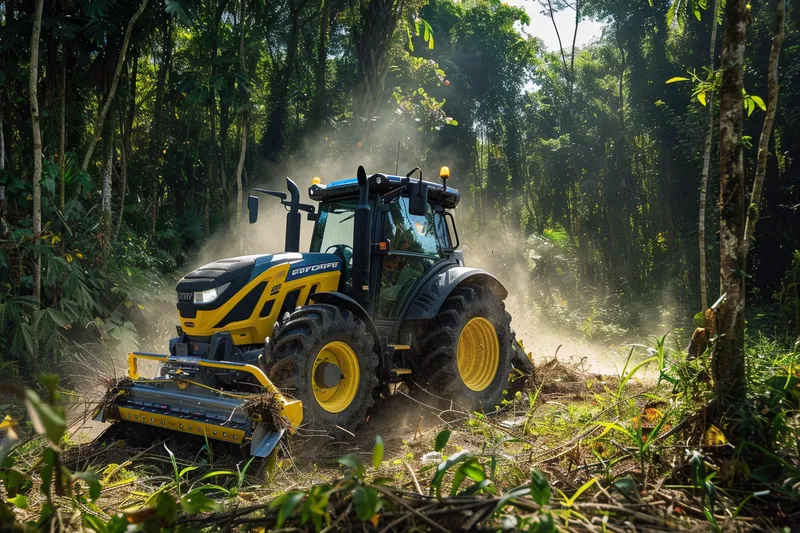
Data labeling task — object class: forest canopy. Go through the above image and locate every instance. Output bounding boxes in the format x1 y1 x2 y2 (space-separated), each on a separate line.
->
0 0 798 369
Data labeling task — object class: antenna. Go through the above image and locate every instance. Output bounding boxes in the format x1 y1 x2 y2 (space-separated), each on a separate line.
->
395 140 401 175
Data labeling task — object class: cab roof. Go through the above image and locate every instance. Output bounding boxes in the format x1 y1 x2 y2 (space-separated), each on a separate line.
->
308 174 460 209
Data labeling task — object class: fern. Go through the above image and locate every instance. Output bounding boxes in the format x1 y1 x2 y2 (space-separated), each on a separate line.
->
180 208 205 245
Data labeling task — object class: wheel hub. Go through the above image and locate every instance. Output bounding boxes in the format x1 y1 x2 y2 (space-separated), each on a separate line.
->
311 341 361 413
314 361 343 389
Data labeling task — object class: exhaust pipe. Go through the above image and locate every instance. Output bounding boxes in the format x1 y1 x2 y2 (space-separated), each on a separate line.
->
352 166 372 312
284 177 302 253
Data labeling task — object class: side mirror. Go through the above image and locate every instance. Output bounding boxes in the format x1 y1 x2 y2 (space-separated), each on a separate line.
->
407 182 429 216
248 195 259 224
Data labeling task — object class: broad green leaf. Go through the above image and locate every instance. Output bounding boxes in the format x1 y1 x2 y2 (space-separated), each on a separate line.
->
693 311 707 328
530 469 552 506
450 458 486 495
666 76 690 84
372 435 384 468
24 389 66 446
336 455 364 478
181 489 221 514
9 493 28 509
154 492 178 522
0 468 32 497
750 95 766 111
434 429 451 452
352 485 379 521
273 491 305 528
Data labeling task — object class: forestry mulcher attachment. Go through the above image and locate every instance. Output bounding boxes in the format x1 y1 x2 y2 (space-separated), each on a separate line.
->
95 166 533 457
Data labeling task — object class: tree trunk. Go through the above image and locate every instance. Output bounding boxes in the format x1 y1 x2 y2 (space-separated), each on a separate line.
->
310 0 332 124
352 0 404 142
263 0 304 159
29 0 44 306
81 0 149 172
151 17 172 237
233 0 248 224
0 102 5 171
744 0 785 256
713 0 748 407
234 115 247 221
568 0 580 119
699 0 721 311
116 52 138 239
100 125 115 259
59 43 67 245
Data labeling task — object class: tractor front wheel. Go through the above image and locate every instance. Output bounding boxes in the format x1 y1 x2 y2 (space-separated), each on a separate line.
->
416 285 513 411
268 304 379 432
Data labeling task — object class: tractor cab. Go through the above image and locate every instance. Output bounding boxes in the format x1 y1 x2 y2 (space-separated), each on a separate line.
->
306 170 460 320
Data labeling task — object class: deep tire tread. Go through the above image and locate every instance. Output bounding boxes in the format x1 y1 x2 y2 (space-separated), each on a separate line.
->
414 285 515 411
268 304 378 432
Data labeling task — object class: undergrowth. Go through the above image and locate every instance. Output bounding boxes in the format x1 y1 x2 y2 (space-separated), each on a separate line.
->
0 331 798 532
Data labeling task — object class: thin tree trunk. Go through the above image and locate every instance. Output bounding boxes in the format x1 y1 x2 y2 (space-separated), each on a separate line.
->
264 0 304 158
310 0 332 123
235 116 247 221
545 0 569 74
569 0 580 118
151 17 172 237
81 0 149 172
744 0 785 256
30 0 44 306
116 54 137 240
234 0 248 224
101 126 115 259
59 44 66 224
714 0 748 407
0 103 5 171
699 0 720 311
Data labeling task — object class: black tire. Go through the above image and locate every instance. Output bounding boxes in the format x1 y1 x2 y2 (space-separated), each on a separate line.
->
415 284 514 411
268 304 379 431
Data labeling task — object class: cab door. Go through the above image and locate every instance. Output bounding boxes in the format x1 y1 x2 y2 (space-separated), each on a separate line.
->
375 197 451 320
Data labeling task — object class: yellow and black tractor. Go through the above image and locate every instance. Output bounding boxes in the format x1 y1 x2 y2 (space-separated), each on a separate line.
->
95 166 532 457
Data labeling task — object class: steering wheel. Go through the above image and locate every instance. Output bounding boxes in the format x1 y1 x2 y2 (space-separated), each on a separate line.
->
325 244 353 289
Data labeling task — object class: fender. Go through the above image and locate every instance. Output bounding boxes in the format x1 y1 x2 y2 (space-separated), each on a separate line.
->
309 291 388 382
402 266 508 321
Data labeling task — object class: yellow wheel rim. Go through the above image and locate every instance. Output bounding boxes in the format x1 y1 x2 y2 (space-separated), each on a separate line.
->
312 341 360 413
457 317 500 392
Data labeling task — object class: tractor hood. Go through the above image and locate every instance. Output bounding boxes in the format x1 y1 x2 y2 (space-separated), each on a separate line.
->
176 252 341 312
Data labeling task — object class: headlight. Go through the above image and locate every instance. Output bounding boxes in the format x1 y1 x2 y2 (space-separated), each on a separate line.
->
194 282 230 304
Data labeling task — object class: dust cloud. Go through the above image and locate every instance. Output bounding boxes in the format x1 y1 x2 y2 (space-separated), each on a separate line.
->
458 221 637 377
136 115 638 378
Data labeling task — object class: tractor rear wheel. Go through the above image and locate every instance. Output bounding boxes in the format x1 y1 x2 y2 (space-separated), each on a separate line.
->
268 304 379 432
416 285 513 411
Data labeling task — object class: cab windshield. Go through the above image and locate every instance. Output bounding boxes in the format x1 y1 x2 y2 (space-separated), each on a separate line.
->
310 199 357 253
